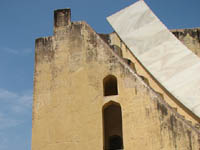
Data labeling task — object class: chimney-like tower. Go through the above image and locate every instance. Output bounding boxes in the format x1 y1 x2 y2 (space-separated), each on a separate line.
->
54 8 71 28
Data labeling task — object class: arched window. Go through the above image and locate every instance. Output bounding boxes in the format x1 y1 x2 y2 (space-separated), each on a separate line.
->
103 102 123 150
111 45 123 57
139 75 149 85
123 58 135 71
103 75 118 96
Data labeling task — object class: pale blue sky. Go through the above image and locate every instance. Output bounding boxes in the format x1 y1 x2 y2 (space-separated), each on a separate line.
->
0 0 199 149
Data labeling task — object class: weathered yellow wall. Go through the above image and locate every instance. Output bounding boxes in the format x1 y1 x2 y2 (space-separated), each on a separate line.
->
32 10 200 150
172 28 200 56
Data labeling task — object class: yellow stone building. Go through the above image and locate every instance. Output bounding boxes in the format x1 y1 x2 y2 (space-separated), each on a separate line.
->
32 9 200 150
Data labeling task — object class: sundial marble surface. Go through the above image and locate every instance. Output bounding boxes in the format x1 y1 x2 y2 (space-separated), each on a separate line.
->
107 1 200 118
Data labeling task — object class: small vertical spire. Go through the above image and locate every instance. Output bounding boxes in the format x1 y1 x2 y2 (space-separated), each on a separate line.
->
54 8 71 27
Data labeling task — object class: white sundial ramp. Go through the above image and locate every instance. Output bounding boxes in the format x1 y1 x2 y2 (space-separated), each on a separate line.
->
107 0 200 118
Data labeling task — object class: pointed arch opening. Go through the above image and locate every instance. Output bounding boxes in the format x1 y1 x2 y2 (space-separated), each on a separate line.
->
103 75 118 96
102 101 123 150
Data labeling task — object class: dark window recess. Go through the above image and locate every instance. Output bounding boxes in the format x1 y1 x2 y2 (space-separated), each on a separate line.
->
103 102 123 150
103 75 118 96
109 135 123 150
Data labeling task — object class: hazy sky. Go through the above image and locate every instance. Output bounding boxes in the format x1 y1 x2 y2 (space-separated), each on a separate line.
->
0 0 199 149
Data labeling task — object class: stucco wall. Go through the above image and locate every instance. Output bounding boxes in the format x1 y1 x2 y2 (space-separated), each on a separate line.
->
32 10 200 150
172 28 200 57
